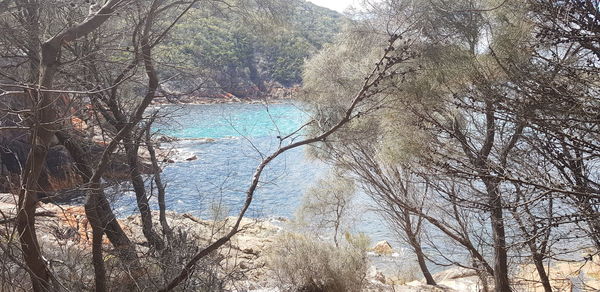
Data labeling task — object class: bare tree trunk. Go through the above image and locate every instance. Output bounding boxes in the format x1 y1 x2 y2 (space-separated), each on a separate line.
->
485 179 511 292
56 130 140 289
403 211 436 285
16 145 52 290
16 41 62 292
14 1 127 289
413 238 436 285
532 254 552 292
145 126 172 239
89 209 107 292
510 196 552 292
100 0 166 251
124 134 164 250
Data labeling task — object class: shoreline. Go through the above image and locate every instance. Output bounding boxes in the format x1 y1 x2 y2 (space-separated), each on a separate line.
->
151 95 296 106
1 196 599 291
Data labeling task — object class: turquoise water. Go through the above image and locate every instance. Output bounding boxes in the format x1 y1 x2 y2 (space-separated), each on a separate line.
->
109 102 421 274
112 103 395 240
113 103 328 219
159 103 309 139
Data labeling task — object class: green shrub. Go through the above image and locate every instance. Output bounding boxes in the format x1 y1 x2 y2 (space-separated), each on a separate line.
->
267 232 368 292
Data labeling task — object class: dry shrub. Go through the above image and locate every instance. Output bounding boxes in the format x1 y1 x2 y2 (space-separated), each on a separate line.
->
0 225 236 291
141 228 231 292
267 232 368 292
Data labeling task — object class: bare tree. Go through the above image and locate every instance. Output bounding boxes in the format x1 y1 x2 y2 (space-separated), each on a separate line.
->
159 31 416 291
13 1 128 289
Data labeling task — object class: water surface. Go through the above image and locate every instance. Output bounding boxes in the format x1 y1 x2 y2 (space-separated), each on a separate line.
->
109 102 431 275
114 103 326 219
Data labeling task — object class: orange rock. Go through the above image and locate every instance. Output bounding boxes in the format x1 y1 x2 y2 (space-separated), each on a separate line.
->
52 206 113 246
71 116 88 130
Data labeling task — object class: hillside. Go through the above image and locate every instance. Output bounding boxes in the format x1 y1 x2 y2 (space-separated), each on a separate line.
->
157 0 345 101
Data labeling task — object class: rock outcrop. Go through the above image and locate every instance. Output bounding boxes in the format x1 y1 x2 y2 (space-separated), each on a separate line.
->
0 130 157 202
371 240 394 255
2 195 598 291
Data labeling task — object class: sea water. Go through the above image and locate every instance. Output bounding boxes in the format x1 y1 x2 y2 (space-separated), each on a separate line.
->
113 103 324 218
108 102 446 274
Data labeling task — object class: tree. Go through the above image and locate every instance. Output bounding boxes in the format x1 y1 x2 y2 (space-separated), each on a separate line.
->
11 1 129 289
302 1 600 291
296 170 356 247
159 31 415 291
1 0 196 290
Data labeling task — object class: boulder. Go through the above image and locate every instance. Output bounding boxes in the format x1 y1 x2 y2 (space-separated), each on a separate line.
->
372 240 394 255
0 126 157 198
243 247 260 256
159 135 178 143
185 155 198 161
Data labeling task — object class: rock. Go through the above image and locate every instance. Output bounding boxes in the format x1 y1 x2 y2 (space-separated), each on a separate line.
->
432 267 478 281
185 155 198 161
372 240 394 255
199 138 216 143
159 135 178 142
368 266 387 284
163 158 175 163
184 138 216 143
0 134 82 197
428 267 480 291
375 272 386 284
71 117 88 130
0 121 157 195
243 247 260 256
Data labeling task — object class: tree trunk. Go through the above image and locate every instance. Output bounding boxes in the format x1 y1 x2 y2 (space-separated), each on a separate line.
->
15 1 127 289
56 131 140 284
146 128 172 239
16 39 62 291
124 135 164 250
485 180 511 292
17 149 52 290
403 211 436 285
89 215 107 292
532 254 552 292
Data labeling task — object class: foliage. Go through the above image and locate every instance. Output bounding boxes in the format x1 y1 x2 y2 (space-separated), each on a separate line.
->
159 0 344 94
301 0 600 290
0 224 234 291
267 232 368 292
295 170 356 246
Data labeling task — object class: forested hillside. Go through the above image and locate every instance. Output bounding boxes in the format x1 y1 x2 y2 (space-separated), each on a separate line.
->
158 0 343 99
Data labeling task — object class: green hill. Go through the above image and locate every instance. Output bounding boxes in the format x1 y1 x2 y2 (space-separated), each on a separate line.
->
158 0 344 99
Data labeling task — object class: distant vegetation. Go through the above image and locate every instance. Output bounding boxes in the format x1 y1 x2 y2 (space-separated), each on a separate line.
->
159 0 344 97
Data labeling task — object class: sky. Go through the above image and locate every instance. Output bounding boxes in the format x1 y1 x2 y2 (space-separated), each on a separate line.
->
307 0 357 13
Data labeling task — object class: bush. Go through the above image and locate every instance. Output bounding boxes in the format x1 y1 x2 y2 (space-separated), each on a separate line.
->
0 225 236 291
267 232 368 292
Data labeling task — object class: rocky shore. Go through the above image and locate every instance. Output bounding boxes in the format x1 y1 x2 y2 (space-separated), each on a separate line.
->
1 195 599 291
151 86 300 105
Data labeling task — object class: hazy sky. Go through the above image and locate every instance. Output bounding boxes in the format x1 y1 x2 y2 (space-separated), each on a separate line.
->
307 0 357 13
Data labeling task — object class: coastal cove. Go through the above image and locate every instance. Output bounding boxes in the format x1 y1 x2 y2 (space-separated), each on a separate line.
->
110 103 394 244
3 0 599 290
